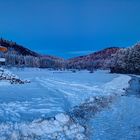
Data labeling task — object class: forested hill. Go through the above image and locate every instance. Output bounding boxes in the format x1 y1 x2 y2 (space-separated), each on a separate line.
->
110 43 140 74
0 38 39 57
66 47 120 71
1 38 140 74
0 38 120 70
0 38 64 68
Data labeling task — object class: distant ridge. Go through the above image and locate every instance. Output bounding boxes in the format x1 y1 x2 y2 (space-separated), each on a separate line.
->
0 38 122 70
1 38 140 74
66 47 120 70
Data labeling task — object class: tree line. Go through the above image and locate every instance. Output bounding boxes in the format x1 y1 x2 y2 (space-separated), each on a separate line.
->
0 52 65 69
110 43 140 74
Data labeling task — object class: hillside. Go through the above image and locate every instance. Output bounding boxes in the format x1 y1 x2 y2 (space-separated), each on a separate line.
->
0 38 64 68
1 38 140 74
0 39 121 70
66 47 120 70
0 38 39 57
110 43 140 74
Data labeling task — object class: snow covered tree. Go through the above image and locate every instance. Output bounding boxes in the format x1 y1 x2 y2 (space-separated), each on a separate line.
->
110 43 140 74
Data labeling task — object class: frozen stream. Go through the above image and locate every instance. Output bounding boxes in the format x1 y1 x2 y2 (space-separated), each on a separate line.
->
90 76 140 140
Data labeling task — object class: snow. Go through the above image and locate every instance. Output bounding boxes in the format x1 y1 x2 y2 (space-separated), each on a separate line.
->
55 113 70 124
0 67 30 84
0 113 86 140
0 58 6 62
90 96 140 140
0 81 10 86
0 68 135 139
89 76 140 140
102 75 131 95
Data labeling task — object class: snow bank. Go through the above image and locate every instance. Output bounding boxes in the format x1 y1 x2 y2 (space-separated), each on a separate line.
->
0 68 30 84
102 74 131 95
0 113 86 140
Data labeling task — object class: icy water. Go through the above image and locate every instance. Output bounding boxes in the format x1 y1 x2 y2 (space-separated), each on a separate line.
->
90 76 140 140
0 68 139 139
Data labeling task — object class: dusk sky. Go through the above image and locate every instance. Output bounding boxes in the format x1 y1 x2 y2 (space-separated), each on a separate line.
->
0 0 140 58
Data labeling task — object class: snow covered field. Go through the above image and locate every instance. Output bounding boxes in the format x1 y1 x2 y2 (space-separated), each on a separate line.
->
0 68 139 140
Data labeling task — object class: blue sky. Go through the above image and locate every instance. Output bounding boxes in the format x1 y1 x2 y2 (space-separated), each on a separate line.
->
0 0 140 58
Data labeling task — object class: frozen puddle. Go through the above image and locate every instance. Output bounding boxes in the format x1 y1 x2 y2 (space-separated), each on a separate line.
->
0 68 133 139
